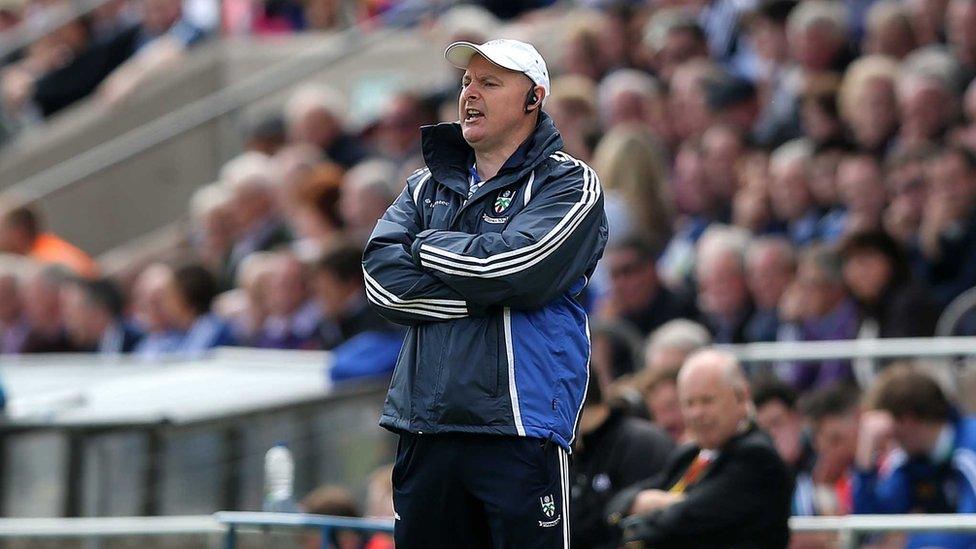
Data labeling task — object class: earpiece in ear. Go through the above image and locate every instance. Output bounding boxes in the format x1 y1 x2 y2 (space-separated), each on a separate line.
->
524 88 539 112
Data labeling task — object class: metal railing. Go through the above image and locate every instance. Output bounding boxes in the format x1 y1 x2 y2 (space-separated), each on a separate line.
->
724 335 976 362
790 513 976 549
0 511 975 548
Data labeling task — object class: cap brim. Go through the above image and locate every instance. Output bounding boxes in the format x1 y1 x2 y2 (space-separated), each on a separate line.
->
444 41 523 73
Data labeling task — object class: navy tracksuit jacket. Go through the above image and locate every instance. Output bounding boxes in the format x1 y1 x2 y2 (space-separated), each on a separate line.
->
362 112 608 451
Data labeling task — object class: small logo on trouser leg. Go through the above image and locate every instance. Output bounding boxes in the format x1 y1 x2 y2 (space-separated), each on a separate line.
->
540 495 555 517
538 494 561 527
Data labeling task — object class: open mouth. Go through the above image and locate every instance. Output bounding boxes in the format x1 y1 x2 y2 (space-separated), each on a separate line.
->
464 108 484 122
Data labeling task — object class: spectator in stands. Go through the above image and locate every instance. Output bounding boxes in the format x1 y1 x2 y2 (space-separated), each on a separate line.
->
363 464 395 549
96 0 206 104
0 204 96 277
546 74 599 161
131 263 182 360
338 159 397 245
598 237 696 338
20 264 76 353
571 362 674 549
591 319 644 392
700 125 744 211
835 154 887 237
919 146 976 306
590 320 647 417
607 349 792 548
638 364 688 444
777 245 858 390
299 484 364 549
244 113 287 156
222 252 276 345
896 52 959 150
669 61 721 142
744 236 796 343
753 377 817 516
595 70 671 148
884 147 932 250
287 162 344 258
705 75 762 144
219 152 293 288
188 183 237 277
636 319 712 442
862 0 917 59
838 55 900 156
841 230 938 339
799 383 861 516
0 258 29 354
61 277 143 354
591 126 673 251
768 140 824 247
371 92 433 169
162 262 236 358
754 378 811 472
642 319 713 377
310 240 392 351
255 251 320 350
657 141 715 289
695 226 754 344
642 9 709 84
854 366 976 548
284 85 369 169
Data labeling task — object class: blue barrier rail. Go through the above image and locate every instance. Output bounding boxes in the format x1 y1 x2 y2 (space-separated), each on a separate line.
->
214 511 394 549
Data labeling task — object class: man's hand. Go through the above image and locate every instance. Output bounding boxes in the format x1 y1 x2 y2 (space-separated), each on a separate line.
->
629 489 684 515
856 410 895 470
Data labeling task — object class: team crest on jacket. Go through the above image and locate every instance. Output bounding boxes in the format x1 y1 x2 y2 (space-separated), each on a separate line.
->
540 495 556 517
494 189 514 214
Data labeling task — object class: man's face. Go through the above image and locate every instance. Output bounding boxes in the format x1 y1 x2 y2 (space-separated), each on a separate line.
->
459 55 535 151
756 399 803 465
927 153 976 210
696 253 749 318
892 414 933 456
679 366 747 449
747 247 794 310
814 412 859 481
606 248 658 313
836 157 886 217
647 381 686 442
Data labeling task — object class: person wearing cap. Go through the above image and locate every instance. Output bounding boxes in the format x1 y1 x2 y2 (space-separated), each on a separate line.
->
362 39 608 547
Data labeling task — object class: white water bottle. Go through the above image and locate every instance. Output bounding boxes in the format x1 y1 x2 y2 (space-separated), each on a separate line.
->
263 443 297 512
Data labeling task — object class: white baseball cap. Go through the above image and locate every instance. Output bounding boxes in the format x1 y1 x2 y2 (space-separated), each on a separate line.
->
445 39 551 105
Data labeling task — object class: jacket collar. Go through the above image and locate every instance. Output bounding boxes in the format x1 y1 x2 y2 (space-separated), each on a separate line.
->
420 112 564 198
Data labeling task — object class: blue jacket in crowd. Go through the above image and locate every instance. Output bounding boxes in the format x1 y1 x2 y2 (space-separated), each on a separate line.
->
362 113 608 450
854 415 976 548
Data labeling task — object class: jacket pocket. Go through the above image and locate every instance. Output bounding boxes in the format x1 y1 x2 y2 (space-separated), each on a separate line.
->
429 316 503 425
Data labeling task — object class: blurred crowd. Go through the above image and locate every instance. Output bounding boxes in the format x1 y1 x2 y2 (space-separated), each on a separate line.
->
3 0 976 542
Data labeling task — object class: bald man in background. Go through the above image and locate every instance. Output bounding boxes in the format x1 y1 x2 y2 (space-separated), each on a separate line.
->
607 349 792 548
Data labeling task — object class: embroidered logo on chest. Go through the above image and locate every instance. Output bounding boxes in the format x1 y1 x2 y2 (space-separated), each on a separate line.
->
494 189 515 214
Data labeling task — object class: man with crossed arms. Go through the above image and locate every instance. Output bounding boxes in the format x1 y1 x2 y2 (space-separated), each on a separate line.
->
362 39 607 547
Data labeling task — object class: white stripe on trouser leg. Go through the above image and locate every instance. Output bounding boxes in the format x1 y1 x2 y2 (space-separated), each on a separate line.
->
558 449 569 548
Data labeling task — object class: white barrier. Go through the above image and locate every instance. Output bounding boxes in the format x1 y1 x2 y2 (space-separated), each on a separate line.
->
790 514 976 549
0 516 223 538
0 513 975 546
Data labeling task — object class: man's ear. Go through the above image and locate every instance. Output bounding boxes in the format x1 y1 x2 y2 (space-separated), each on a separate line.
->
526 85 545 112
